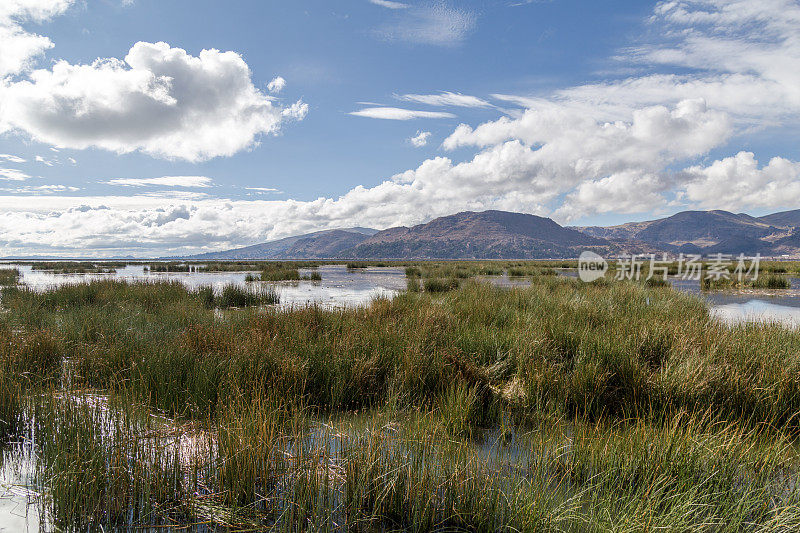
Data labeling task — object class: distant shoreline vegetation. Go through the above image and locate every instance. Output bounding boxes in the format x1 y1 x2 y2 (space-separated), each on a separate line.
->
6 259 800 293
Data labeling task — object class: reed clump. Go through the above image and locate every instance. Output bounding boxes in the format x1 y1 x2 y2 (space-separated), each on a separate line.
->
0 267 20 285
0 356 23 440
423 277 460 292
644 276 671 287
217 283 279 307
305 270 323 281
751 273 792 289
30 391 194 530
261 267 301 281
702 273 791 290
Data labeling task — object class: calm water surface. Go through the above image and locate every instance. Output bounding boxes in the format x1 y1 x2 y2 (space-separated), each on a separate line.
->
663 275 800 326
4 264 407 309
560 269 800 327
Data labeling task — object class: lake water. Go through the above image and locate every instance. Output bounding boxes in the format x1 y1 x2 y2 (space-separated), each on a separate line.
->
558 269 800 327
5 263 800 325
3 264 407 310
660 275 800 327
0 448 40 532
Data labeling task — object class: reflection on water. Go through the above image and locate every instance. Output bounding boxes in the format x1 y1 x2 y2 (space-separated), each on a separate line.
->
557 268 800 327
1 445 41 532
670 275 800 327
4 264 407 310
710 300 800 327
278 266 405 309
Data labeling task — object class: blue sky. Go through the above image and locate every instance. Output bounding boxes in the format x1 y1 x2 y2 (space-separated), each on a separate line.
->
1 0 799 256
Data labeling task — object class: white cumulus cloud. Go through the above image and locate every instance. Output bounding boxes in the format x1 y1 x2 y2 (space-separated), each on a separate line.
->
267 76 286 93
409 130 431 147
0 0 74 77
679 152 800 211
0 40 307 162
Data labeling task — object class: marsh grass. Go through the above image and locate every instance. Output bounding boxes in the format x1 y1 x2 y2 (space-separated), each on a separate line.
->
405 266 422 278
14 390 800 531
752 273 792 289
702 273 791 291
700 275 736 291
28 261 128 274
422 277 460 292
0 267 19 285
304 270 323 281
760 261 800 274
261 268 301 281
7 276 800 423
644 276 671 287
217 283 279 307
0 359 22 440
30 392 191 529
403 261 569 282
6 273 800 529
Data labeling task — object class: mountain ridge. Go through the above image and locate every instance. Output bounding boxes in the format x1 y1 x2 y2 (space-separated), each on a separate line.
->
341 210 610 259
182 208 800 260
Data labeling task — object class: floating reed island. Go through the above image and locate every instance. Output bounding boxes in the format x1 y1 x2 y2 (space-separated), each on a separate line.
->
2 272 800 530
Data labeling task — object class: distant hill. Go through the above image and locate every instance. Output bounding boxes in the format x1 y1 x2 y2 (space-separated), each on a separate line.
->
342 210 610 259
758 209 800 228
186 228 378 260
577 208 800 257
703 235 778 255
579 210 784 249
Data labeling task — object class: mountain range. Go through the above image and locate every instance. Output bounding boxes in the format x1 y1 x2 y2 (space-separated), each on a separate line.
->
184 208 800 260
578 210 800 255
